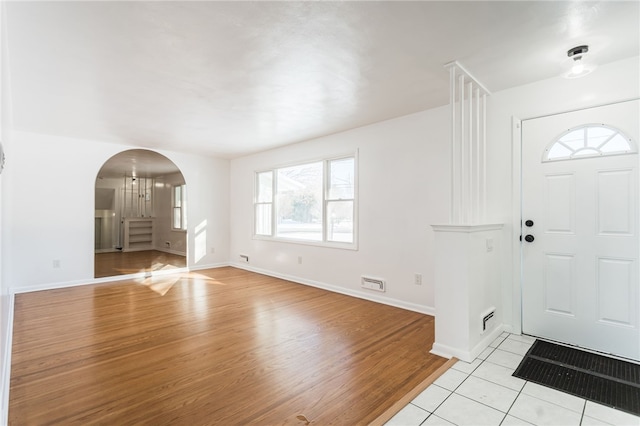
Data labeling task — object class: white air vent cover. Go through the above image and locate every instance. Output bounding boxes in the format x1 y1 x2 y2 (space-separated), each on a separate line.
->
361 276 386 292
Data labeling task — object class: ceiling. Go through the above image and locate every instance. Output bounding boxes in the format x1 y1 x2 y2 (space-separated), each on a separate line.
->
96 149 182 179
6 1 640 159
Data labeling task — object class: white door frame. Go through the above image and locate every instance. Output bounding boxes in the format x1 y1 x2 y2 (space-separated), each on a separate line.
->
510 116 524 335
510 99 640 337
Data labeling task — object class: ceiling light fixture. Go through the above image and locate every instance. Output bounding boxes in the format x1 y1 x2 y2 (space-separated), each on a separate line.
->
564 45 596 79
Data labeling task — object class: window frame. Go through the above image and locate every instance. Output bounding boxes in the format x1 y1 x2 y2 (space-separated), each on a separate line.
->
172 184 187 231
254 170 274 237
253 152 358 250
543 123 637 162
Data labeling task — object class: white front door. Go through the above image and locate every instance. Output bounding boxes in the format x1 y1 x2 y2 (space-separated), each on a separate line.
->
521 99 639 361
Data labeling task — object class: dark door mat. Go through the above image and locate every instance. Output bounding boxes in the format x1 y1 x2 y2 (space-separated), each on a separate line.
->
513 339 640 417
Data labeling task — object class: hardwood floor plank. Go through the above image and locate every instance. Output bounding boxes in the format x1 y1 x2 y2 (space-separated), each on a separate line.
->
369 357 458 426
94 250 186 278
10 267 446 425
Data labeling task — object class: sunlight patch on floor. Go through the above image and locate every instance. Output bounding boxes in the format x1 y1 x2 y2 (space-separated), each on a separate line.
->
136 275 180 296
135 271 228 295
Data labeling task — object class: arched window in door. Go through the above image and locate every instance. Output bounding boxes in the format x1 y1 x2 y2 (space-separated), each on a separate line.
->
543 124 637 162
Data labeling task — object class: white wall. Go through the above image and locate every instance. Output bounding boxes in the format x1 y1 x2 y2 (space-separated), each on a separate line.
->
229 107 450 313
485 56 640 333
0 48 635 424
2 131 230 292
229 56 639 327
0 1 11 421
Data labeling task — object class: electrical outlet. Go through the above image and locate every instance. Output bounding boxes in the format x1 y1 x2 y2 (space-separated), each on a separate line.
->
486 238 494 252
240 254 249 263
53 260 61 269
414 273 422 285
211 247 215 254
298 256 302 264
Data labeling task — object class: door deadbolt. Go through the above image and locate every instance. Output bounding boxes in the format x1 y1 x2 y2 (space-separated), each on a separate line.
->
525 220 534 227
524 234 535 243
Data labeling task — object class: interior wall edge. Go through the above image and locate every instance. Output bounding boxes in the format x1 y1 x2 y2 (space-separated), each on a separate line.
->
229 262 436 317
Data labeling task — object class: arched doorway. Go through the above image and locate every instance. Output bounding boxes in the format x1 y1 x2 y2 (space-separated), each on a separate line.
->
94 149 187 278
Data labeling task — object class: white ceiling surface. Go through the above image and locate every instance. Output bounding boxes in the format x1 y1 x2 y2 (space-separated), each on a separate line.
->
97 149 182 179
6 1 640 159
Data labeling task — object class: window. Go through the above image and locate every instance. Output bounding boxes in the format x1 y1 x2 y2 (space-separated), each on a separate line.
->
544 124 637 162
254 155 356 247
172 184 187 230
255 171 273 236
326 157 355 243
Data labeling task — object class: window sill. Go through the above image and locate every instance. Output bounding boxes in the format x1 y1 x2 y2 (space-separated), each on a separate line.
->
252 235 358 251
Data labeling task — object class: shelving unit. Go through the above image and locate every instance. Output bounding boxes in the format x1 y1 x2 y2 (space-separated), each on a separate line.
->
123 218 155 252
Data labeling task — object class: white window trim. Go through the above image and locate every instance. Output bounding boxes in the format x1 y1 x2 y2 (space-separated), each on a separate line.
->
254 170 274 237
543 123 637 162
253 152 358 250
172 184 187 232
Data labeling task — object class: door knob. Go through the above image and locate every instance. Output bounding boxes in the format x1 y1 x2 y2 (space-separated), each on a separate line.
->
524 234 535 243
525 220 534 227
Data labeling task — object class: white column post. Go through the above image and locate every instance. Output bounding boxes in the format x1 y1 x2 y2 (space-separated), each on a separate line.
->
433 62 500 362
444 61 491 225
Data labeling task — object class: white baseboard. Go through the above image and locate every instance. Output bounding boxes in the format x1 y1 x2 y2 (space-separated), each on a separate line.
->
154 247 187 256
430 324 505 362
502 324 515 335
9 262 235 294
9 263 434 319
470 325 505 359
10 277 101 294
94 248 187 256
9 266 193 294
9 261 434 318
429 343 455 360
1 293 15 426
189 262 230 272
229 262 435 316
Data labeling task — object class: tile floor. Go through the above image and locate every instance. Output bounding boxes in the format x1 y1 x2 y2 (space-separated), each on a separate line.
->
386 333 640 426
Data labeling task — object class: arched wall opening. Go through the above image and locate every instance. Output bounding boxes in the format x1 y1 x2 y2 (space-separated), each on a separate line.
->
94 149 187 278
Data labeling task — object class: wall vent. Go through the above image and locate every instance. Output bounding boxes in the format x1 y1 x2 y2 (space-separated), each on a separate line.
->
361 276 386 292
481 307 496 334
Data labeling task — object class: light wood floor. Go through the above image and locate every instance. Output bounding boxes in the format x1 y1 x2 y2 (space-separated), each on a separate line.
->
10 267 446 425
94 250 187 278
